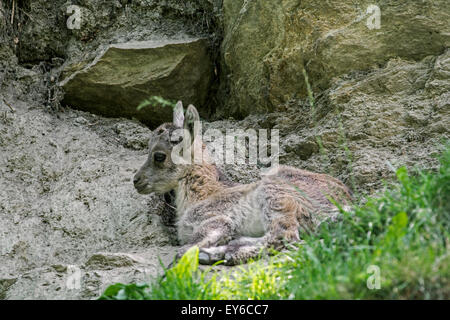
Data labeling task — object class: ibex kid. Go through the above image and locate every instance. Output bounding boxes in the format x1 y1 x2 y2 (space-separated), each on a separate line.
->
134 102 352 265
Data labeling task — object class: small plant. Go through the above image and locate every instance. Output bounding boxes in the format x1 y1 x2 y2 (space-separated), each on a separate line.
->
137 96 177 111
302 69 332 174
302 69 360 192
99 247 221 300
217 257 289 300
338 117 358 194
99 282 151 300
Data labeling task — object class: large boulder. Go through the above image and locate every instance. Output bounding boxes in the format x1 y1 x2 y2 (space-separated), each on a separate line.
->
219 0 450 117
60 38 212 127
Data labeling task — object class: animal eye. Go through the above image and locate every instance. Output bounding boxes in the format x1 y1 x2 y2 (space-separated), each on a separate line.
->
154 152 166 163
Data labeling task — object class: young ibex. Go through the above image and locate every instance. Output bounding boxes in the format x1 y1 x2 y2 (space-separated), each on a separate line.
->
134 102 352 265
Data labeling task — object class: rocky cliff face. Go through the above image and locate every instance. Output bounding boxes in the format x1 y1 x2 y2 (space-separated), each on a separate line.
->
0 0 448 299
216 0 450 193
219 0 450 116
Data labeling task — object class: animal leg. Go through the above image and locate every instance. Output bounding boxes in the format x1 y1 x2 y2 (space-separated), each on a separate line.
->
198 245 228 264
176 216 233 262
222 236 268 265
199 236 265 264
224 194 304 265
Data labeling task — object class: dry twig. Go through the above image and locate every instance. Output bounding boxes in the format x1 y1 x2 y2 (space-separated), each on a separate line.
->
10 0 15 25
2 98 15 113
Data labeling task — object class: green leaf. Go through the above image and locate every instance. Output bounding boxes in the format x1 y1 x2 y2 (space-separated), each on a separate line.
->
169 246 199 277
137 96 177 111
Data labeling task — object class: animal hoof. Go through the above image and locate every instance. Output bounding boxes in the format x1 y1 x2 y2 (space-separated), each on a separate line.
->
224 253 235 266
198 252 211 265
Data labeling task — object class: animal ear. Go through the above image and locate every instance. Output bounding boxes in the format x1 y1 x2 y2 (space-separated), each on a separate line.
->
173 101 184 128
184 104 200 141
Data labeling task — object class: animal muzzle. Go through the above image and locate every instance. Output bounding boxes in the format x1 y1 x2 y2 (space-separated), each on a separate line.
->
133 173 149 194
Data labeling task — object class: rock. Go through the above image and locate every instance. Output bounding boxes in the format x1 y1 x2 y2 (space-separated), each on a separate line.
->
219 0 450 117
52 265 68 273
84 252 147 271
16 1 70 62
114 121 150 151
2 249 175 299
207 50 449 195
0 278 17 300
60 39 212 127
426 51 450 95
283 135 318 160
17 0 221 64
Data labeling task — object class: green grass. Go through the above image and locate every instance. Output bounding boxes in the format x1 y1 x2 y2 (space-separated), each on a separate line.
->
302 68 332 174
99 247 221 300
137 96 177 111
100 144 450 300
